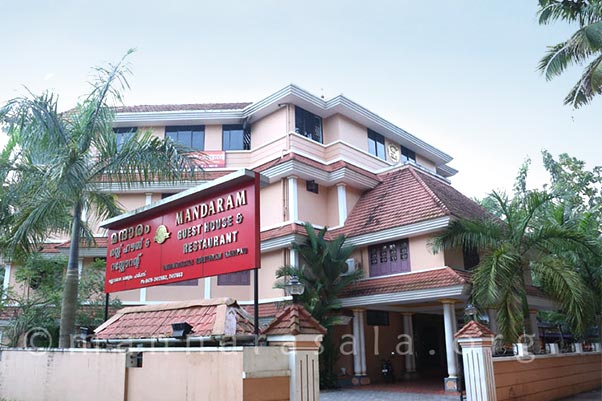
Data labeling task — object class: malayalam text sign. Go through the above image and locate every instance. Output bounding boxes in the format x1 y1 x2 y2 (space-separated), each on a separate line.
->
103 172 260 293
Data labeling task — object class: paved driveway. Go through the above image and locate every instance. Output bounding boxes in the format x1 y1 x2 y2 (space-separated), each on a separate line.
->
320 389 459 401
321 388 601 401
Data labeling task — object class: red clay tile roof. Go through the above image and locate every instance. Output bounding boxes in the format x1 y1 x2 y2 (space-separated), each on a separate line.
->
94 298 254 340
39 243 62 253
58 237 108 249
455 320 495 338
341 165 490 238
341 267 471 298
242 301 288 319
261 304 326 336
113 103 252 113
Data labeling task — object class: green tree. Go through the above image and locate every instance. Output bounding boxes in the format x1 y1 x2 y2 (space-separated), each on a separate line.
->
0 50 197 347
537 0 602 108
541 151 602 340
434 189 597 343
275 222 361 388
1 254 119 347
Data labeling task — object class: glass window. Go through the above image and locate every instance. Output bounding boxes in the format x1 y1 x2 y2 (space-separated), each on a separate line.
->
165 125 204 150
222 124 250 151
217 270 250 286
294 106 322 143
368 129 386 159
113 127 138 150
401 146 416 163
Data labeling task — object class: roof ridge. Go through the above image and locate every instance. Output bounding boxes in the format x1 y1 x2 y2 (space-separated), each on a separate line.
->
408 167 451 216
118 297 236 314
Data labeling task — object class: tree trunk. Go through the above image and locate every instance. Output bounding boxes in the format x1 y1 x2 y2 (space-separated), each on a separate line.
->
58 202 82 348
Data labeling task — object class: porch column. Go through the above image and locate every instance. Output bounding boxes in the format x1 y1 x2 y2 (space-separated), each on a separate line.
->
352 309 369 384
528 309 541 353
401 312 416 374
336 183 347 226
441 300 460 391
288 176 298 222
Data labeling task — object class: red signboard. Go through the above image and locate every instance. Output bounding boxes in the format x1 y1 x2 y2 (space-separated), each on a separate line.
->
102 170 261 293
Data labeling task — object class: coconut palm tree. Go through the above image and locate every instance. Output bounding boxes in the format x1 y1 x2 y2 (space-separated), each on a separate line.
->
433 190 597 343
275 222 362 388
537 0 602 108
0 50 198 347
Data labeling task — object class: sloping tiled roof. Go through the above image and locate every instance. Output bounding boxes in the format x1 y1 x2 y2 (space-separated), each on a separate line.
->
455 320 495 338
39 243 62 253
113 103 252 113
341 166 490 238
58 237 109 249
94 298 254 340
341 267 471 299
242 301 288 319
261 304 326 336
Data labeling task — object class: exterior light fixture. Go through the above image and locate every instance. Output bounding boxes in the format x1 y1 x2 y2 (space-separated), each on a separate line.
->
465 303 477 321
171 322 193 339
285 276 305 304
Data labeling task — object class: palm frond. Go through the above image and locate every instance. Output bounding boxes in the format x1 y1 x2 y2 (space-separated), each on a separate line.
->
564 54 602 108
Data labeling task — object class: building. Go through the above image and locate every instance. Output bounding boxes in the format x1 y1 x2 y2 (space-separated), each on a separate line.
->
0 84 553 388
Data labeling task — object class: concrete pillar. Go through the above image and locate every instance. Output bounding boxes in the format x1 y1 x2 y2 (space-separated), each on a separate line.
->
352 309 369 384
77 257 84 280
288 176 298 222
442 300 459 391
402 312 416 373
2 264 11 295
267 334 322 401
456 321 497 401
336 183 347 226
528 309 541 353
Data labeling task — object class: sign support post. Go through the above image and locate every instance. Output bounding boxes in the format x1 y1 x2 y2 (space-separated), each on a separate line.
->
254 268 259 336
104 293 109 322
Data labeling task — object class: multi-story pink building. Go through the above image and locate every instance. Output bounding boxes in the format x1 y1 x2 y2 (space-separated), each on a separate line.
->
0 84 552 387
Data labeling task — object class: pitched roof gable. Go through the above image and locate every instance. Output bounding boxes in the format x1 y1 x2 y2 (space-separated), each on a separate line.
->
261 304 326 336
341 165 489 238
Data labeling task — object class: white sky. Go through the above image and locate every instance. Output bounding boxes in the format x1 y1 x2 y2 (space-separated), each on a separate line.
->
1 0 600 199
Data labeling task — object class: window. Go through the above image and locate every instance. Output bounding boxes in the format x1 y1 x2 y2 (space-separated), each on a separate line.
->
165 125 204 150
295 106 322 143
306 180 319 194
368 239 410 277
463 246 480 270
401 146 416 163
166 279 199 286
367 310 390 326
217 270 250 286
367 129 386 160
222 124 250 151
113 127 138 150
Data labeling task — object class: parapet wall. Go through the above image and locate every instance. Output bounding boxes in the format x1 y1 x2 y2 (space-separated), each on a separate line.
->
0 347 290 401
493 352 601 401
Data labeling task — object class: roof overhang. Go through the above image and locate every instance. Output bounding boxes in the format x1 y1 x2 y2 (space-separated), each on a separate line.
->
345 216 450 247
340 284 469 308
